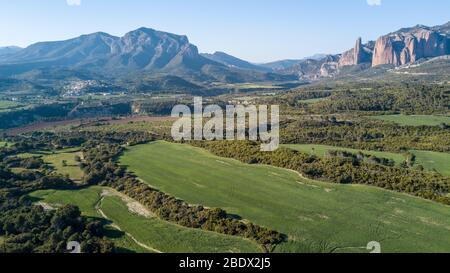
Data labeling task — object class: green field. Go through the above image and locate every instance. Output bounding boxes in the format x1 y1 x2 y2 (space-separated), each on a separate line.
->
0 100 21 109
282 144 406 164
221 83 281 90
0 141 10 147
0 100 25 113
413 150 450 177
29 186 260 253
119 141 450 253
30 187 102 217
101 196 260 253
283 144 450 177
371 115 450 126
42 150 85 181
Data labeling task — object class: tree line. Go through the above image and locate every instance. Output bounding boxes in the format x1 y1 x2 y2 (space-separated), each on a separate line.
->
191 141 450 205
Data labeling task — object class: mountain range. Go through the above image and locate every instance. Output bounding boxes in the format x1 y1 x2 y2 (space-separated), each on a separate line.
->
266 21 450 80
372 22 450 66
201 51 271 72
0 46 22 58
0 28 294 85
0 21 449 92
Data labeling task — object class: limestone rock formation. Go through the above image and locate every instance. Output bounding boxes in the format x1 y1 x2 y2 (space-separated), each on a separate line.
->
338 38 373 67
372 26 450 66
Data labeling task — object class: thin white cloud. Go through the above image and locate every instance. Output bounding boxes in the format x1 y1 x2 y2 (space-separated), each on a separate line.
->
67 0 81 6
367 0 382 6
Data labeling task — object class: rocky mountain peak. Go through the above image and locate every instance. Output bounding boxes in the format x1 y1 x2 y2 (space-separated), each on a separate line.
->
338 37 373 67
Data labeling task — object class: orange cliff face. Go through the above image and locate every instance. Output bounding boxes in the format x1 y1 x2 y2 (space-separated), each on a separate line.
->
338 37 373 67
372 28 449 67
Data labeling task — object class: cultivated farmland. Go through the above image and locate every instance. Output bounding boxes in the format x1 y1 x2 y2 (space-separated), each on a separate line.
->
29 186 261 253
412 150 450 177
119 141 450 253
371 115 450 127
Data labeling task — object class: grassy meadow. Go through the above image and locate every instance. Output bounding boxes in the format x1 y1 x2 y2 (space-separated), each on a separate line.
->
0 100 22 110
29 186 260 253
15 149 85 181
282 144 450 177
119 141 450 253
101 196 260 253
282 144 406 164
42 150 85 181
412 150 450 177
0 141 10 147
371 115 450 126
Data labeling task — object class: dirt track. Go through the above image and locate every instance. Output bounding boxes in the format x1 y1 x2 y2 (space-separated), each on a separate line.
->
96 189 163 253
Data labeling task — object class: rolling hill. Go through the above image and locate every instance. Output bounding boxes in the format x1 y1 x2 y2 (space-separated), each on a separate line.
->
119 141 450 253
0 46 22 58
201 51 270 72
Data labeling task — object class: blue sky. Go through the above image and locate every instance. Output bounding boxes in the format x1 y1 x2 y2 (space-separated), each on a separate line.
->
0 0 449 62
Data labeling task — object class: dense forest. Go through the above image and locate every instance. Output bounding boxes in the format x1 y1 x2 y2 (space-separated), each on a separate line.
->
265 83 449 115
310 85 449 114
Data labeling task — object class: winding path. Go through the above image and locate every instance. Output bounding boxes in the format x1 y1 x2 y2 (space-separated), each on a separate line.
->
95 196 163 253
